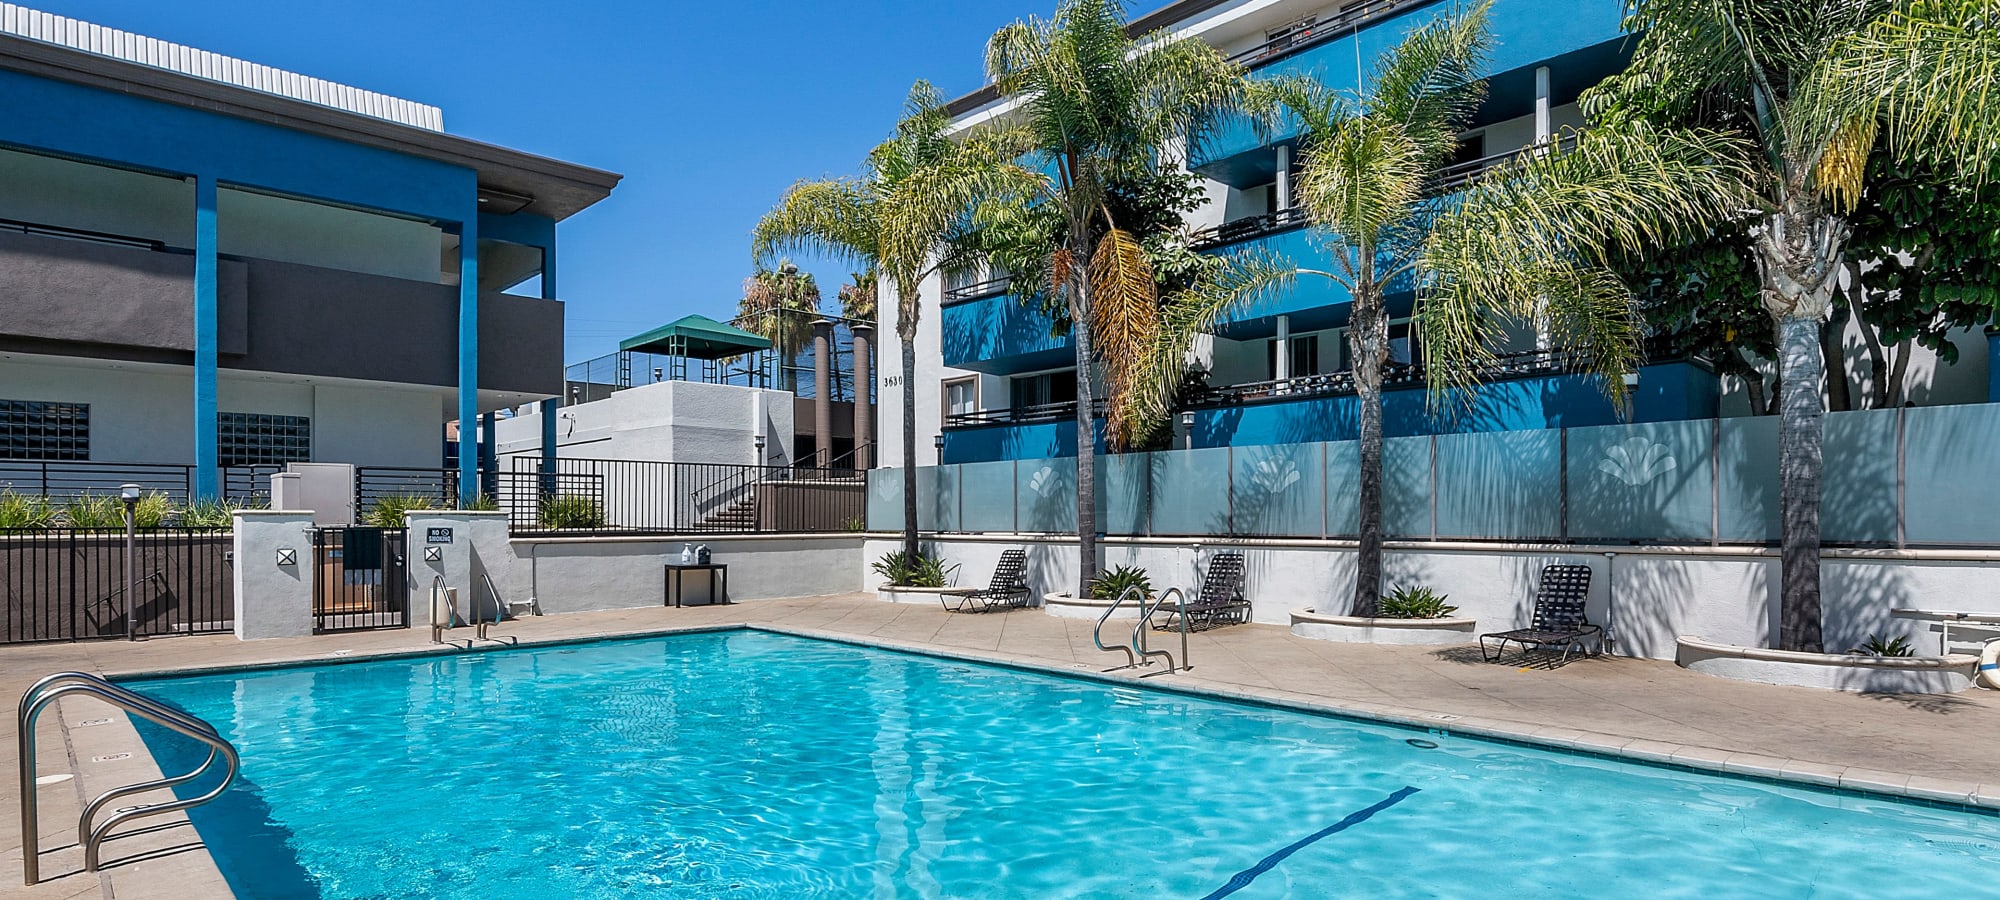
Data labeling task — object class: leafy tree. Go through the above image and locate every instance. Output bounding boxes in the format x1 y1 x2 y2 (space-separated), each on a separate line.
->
979 0 1246 593
755 82 1032 560
1260 3 1747 616
1580 0 2000 650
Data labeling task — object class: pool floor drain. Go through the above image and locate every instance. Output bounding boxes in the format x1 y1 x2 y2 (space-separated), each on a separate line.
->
1406 739 1439 750
92 753 131 762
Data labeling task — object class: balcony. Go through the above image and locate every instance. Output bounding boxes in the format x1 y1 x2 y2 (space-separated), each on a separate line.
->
940 288 1073 374
941 400 1108 465
943 275 1012 305
1191 0 1628 182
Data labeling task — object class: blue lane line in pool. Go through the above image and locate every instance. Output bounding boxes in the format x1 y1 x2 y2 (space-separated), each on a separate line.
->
1199 786 1421 900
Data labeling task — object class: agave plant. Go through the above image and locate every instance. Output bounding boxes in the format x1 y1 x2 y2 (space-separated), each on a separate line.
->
1088 564 1154 602
872 550 959 588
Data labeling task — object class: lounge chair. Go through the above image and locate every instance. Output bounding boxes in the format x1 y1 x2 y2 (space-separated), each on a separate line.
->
1157 551 1249 632
1479 564 1599 666
940 549 1031 613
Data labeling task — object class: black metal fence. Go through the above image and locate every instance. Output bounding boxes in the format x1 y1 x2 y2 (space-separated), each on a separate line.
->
310 527 409 633
0 528 233 644
354 466 460 520
0 460 281 504
498 457 866 535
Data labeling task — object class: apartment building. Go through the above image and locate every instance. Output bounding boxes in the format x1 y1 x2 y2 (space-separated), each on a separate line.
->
882 0 1996 467
0 3 619 497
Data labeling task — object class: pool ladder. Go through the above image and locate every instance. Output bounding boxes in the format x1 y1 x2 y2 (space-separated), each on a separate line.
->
1093 585 1190 676
431 575 518 647
17 672 240 885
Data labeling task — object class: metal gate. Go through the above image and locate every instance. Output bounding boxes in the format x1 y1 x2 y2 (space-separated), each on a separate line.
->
0 528 234 644
311 527 409 633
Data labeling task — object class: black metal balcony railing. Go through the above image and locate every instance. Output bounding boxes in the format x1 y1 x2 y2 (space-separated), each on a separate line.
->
1189 348 1597 407
1227 0 1446 67
944 399 1108 429
943 276 1013 305
0 216 173 253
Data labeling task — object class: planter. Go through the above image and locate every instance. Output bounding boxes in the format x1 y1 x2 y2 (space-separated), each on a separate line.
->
1041 592 1141 620
875 586 962 605
1676 636 1978 694
1288 607 1478 645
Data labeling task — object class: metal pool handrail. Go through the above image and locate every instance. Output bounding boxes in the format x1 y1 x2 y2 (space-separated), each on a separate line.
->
1133 587 1189 677
1093 585 1146 670
18 672 239 884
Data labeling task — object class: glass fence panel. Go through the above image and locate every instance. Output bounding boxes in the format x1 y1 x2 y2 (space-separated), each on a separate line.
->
1150 447 1233 536
1434 430 1561 539
1823 408 1899 544
1100 452 1152 536
916 466 957 533
957 460 1017 533
1717 417 1777 542
866 468 904 532
1014 457 1077 534
1383 436 1433 539
1231 443 1324 537
1322 441 1359 536
1567 420 1714 542
1904 403 2000 545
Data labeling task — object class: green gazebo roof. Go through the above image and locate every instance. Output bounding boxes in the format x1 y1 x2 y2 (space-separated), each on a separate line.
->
618 314 772 359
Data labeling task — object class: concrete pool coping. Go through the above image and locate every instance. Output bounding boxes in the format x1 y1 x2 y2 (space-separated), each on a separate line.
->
11 595 2000 898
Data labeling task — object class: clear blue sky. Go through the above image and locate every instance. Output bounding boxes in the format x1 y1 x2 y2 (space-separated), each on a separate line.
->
40 0 1061 359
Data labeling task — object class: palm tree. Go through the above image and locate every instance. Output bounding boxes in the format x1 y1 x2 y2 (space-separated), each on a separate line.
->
836 271 878 322
1554 0 2000 651
755 82 1033 561
982 0 1245 595
1264 3 1751 616
735 261 820 391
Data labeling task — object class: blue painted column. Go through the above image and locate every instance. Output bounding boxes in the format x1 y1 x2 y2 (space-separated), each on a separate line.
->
539 242 559 488
457 218 479 502
193 175 219 499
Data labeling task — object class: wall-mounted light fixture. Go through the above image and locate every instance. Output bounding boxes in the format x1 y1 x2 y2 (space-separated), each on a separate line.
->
424 546 444 563
276 548 297 566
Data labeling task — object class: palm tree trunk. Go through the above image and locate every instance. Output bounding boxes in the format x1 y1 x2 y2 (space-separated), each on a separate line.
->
1775 312 1825 653
898 293 921 561
1071 252 1099 597
1755 206 1846 653
1349 286 1388 618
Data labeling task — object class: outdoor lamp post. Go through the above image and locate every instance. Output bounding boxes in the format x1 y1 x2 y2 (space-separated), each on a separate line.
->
933 433 945 464
1180 411 1195 450
754 434 767 468
119 483 140 641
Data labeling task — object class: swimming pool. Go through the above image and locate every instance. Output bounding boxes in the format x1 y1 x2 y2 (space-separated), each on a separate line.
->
129 630 1998 898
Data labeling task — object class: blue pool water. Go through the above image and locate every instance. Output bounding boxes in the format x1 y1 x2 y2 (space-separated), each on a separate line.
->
129 631 2000 898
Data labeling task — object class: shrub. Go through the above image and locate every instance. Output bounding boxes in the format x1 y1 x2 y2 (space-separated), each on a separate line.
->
1089 565 1153 601
459 494 501 512
365 494 436 528
1378 585 1457 619
59 494 123 530
1850 633 1916 658
872 551 958 588
0 491 54 530
843 515 866 532
131 492 172 529
538 494 604 529
178 497 261 530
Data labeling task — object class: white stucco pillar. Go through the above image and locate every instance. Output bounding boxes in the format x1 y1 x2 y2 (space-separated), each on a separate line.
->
1275 315 1292 382
1534 65 1552 145
1275 144 1293 210
232 510 315 640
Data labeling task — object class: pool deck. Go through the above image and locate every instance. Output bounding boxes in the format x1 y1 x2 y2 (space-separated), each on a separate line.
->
8 593 2000 898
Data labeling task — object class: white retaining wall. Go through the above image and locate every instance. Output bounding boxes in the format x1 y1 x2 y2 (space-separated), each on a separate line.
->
862 534 2000 660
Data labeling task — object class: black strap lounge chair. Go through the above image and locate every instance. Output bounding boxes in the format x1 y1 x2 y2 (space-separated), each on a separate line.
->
1479 564 1600 667
1158 551 1249 631
940 549 1031 613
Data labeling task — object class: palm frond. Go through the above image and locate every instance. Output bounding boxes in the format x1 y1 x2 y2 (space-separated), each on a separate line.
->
752 178 878 271
1125 250 1299 447
1088 227 1160 450
1293 116 1429 255
1367 0 1492 165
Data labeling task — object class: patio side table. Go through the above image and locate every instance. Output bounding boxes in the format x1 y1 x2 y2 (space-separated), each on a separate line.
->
663 563 729 608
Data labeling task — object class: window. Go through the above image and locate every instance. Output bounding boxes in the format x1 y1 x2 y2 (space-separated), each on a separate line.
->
217 413 311 467
1448 132 1487 168
1267 335 1320 379
1010 371 1078 410
0 399 89 461
942 376 978 421
1266 15 1317 50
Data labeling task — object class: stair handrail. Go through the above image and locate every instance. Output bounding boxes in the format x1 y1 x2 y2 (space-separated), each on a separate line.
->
18 672 239 884
1093 585 1149 671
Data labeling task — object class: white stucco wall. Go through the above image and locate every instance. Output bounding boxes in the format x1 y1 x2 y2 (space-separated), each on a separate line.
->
493 380 795 466
877 268 963 468
0 356 445 468
862 534 2000 661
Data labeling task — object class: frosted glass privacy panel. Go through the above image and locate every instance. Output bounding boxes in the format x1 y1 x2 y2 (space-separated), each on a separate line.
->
1149 447 1232 536
866 468 904 532
1566 420 1714 542
1433 430 1561 539
1322 441 1359 536
1382 435 1433 539
957 461 1017 533
1014 457 1077 534
916 466 958 533
1717 417 1777 542
1904 403 2000 545
1823 408 1898 544
1230 443 1323 537
1099 452 1152 537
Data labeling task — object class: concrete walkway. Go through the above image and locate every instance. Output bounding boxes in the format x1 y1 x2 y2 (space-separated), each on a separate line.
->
7 594 2000 898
